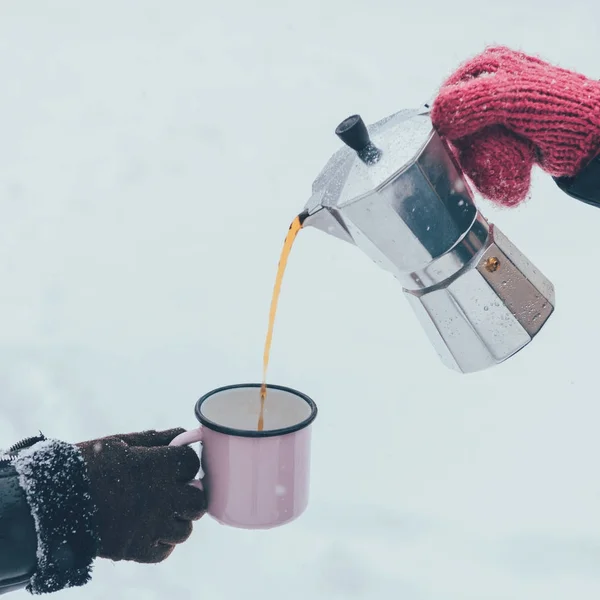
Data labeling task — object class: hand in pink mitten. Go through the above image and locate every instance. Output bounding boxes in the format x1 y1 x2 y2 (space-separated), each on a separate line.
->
431 46 600 206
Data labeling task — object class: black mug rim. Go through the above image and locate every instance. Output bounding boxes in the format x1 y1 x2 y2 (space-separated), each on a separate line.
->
194 383 318 438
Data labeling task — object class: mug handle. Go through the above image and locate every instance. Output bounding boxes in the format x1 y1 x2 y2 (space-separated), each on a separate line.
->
170 427 205 486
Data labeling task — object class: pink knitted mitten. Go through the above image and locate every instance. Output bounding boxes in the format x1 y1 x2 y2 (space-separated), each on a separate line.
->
431 46 600 206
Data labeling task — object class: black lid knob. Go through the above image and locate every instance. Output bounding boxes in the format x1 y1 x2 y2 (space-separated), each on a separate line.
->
335 115 371 152
335 114 382 166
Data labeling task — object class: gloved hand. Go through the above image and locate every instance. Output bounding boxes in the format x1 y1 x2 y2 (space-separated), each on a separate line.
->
77 428 205 563
431 46 600 206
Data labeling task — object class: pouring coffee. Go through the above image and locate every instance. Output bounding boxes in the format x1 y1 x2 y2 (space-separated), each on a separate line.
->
300 105 555 373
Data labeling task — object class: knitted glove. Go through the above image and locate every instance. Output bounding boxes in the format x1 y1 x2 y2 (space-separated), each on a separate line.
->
4 428 203 596
431 46 600 206
77 428 205 563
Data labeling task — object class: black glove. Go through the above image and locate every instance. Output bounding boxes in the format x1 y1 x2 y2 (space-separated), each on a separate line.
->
77 428 205 563
2 428 204 596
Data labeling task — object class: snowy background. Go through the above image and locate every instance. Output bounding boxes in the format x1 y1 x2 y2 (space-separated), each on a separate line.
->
1 1 599 598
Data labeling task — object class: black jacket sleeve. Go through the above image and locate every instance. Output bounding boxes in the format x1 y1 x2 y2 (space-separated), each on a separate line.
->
0 463 37 594
554 154 600 208
0 438 99 595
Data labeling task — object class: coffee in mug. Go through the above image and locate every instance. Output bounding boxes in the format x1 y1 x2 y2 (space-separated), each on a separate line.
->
170 383 317 529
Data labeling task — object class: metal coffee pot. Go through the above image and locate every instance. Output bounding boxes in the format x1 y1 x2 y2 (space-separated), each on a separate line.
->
301 105 555 373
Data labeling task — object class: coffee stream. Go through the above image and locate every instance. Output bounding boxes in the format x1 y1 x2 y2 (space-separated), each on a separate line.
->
258 214 305 431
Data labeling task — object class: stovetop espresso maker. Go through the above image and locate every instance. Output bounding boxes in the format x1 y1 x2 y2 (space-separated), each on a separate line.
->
301 105 556 373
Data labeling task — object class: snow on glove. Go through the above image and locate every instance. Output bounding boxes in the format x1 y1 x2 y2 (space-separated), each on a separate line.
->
431 46 600 206
77 428 205 564
10 436 99 595
6 428 203 595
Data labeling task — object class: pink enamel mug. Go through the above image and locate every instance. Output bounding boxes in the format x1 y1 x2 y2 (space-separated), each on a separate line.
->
170 383 318 529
